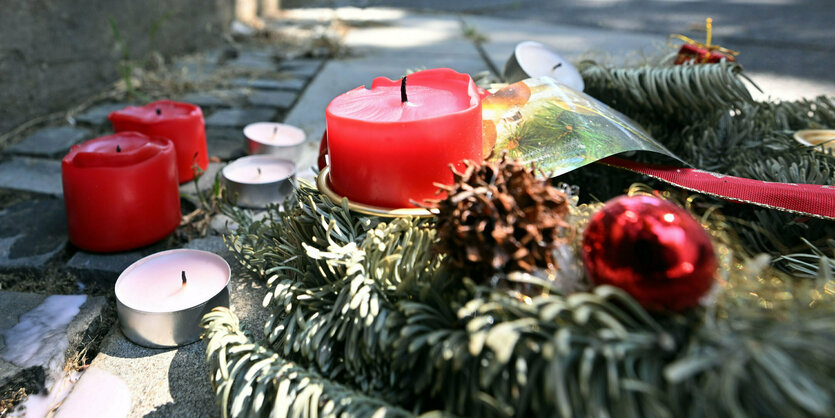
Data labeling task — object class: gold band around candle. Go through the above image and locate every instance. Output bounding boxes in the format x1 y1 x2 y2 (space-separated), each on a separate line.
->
316 166 437 218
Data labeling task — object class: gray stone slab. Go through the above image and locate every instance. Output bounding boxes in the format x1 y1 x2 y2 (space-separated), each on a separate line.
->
0 292 46 336
0 157 63 196
89 235 268 417
8 126 91 158
66 250 145 284
247 90 297 109
229 77 306 91
206 128 246 161
204 108 278 128
183 235 231 259
278 59 324 79
178 90 248 109
0 199 67 270
0 293 106 404
224 50 277 72
74 103 133 126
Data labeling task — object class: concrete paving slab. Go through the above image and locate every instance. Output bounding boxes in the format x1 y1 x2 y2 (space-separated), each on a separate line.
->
0 199 67 271
745 72 835 102
8 126 91 158
343 14 479 59
89 236 269 417
54 367 131 418
462 15 664 76
0 157 63 197
463 14 835 102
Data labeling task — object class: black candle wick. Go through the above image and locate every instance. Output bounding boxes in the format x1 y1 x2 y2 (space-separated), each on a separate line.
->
116 145 121 153
552 62 563 70
257 167 262 176
181 270 187 285
155 108 162 116
400 76 408 103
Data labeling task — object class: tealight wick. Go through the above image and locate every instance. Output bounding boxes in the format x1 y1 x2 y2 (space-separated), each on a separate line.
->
552 62 563 70
400 76 408 103
155 108 162 116
116 145 121 153
181 270 187 285
257 167 262 176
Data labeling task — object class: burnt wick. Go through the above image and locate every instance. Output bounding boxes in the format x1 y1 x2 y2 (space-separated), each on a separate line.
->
155 108 162 116
181 270 187 285
552 62 563 70
400 76 408 103
116 145 121 153
257 167 262 176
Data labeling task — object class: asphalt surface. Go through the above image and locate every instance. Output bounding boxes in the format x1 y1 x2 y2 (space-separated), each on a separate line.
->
284 0 835 83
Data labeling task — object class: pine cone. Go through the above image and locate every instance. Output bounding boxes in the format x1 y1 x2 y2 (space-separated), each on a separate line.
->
433 155 572 280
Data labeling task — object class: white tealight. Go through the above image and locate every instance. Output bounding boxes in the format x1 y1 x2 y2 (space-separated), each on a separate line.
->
115 250 229 313
222 156 295 184
507 41 585 92
114 249 231 347
244 122 306 157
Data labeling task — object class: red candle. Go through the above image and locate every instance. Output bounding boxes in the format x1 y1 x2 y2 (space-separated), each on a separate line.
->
108 100 208 183
325 68 482 208
62 132 181 252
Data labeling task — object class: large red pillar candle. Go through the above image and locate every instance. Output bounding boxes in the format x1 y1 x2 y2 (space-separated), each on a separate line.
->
108 100 208 183
325 68 482 208
62 132 181 252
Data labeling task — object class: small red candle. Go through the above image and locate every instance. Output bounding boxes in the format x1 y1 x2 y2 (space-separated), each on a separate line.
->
325 68 482 208
62 132 181 252
108 100 208 183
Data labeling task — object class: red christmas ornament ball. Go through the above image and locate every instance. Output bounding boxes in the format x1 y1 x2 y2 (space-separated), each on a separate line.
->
582 195 717 311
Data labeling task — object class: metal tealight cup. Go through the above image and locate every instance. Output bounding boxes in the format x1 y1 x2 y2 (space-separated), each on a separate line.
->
222 155 296 209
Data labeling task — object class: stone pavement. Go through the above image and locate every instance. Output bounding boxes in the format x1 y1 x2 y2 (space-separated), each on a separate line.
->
0 6 832 417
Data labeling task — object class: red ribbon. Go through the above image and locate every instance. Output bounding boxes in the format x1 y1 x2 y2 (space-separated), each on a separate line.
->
600 157 835 220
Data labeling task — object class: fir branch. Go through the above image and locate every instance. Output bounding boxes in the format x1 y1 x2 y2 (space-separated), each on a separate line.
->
209 184 835 418
202 308 414 418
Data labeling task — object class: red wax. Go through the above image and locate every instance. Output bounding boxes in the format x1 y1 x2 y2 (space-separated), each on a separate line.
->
62 132 181 252
325 68 482 208
108 100 208 183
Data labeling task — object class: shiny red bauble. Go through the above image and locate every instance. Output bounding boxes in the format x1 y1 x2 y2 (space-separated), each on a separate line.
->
581 195 717 311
